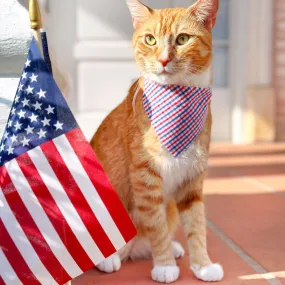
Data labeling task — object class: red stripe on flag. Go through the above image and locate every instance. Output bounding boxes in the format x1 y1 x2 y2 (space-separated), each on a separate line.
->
0 220 41 285
16 153 94 272
65 128 137 243
40 140 116 257
0 276 5 285
0 166 70 284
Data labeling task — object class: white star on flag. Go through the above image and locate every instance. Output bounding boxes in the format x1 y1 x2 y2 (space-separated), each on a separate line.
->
30 73 38 83
7 120 13 128
29 113 38 123
37 129 47 139
11 108 16 115
22 98 30 107
21 137 30 147
11 134 18 143
25 125 34 135
32 101 42 111
18 83 24 92
0 143 4 152
18 110 26 119
25 85 34 95
14 121 22 131
37 89 47 98
3 132 8 140
7 145 14 155
46 105 55 114
41 117 51 127
25 59 31 68
15 96 20 103
54 121 63 130
22 72 27 80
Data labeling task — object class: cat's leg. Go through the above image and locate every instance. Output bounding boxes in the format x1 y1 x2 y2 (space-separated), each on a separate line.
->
129 238 184 260
96 253 121 273
175 174 224 282
96 234 134 273
130 163 179 283
172 241 185 259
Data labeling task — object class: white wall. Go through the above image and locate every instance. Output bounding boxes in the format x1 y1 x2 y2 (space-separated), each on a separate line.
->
0 0 31 138
0 0 230 142
1 0 233 142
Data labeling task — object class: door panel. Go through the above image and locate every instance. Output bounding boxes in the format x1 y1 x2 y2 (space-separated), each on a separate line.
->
78 62 139 112
73 0 231 141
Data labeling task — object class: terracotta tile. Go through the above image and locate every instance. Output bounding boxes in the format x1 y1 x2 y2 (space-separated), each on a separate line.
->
72 143 285 284
210 143 285 156
249 175 285 192
72 228 268 285
206 193 285 284
204 177 270 195
209 155 285 168
208 143 285 179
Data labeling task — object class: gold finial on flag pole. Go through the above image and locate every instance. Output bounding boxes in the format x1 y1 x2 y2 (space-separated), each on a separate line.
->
29 0 42 30
29 0 43 55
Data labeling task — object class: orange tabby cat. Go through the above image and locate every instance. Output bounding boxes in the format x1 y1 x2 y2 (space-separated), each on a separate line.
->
91 0 224 283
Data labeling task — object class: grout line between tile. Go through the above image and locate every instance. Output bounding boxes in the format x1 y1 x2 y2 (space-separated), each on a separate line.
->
207 219 283 285
242 177 285 198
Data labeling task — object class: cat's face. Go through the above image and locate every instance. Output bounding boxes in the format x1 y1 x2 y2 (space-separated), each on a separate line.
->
127 0 219 86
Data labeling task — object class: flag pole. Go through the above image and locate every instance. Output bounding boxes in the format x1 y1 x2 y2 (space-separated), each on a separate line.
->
29 0 53 73
29 0 44 56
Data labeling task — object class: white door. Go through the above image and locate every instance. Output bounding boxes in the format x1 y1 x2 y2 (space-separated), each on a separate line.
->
176 0 231 141
54 0 232 141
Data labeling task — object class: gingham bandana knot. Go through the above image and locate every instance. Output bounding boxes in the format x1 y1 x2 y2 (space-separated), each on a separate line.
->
143 79 212 157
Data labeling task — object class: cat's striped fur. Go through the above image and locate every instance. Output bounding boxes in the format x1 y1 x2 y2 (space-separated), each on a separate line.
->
91 0 224 283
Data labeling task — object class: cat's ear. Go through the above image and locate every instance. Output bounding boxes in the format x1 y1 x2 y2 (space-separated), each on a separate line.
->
126 0 153 29
188 0 219 29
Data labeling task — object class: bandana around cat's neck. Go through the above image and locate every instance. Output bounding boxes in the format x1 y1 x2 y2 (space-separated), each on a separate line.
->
143 79 212 157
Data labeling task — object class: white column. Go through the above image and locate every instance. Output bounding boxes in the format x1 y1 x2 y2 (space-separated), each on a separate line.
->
245 0 274 143
247 0 273 86
230 0 249 144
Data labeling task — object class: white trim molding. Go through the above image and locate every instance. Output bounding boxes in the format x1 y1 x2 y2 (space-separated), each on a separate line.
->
230 0 249 144
247 0 273 86
230 0 273 143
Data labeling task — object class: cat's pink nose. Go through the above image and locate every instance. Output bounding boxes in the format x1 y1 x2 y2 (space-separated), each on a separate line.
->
158 58 171 67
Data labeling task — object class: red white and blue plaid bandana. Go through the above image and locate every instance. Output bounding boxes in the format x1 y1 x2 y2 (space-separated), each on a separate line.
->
143 79 212 157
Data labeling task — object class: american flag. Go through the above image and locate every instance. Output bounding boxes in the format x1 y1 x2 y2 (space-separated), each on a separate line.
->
143 79 212 157
0 38 136 285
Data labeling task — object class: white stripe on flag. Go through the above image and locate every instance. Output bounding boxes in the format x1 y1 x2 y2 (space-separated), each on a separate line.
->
28 146 105 265
0 248 23 285
0 189 58 285
53 135 126 251
5 159 82 278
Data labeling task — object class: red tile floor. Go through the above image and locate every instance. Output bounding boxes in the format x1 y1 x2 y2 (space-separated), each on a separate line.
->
73 144 285 285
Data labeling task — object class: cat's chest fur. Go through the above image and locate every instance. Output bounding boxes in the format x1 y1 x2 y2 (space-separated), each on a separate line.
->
153 142 208 195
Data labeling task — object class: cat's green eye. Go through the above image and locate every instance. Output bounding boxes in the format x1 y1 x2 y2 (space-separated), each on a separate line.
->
145 35 157 46
176 34 190 46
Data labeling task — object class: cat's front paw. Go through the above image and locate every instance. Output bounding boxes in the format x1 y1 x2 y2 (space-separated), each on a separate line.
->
152 265 180 283
96 253 121 273
172 241 185 259
191 263 224 282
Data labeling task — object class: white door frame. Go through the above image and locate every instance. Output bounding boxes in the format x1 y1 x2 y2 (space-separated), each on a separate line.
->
229 0 249 144
229 0 273 144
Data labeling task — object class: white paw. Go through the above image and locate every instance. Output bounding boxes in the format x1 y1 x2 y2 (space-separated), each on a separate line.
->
172 241 185 259
191 263 224 282
96 253 121 273
152 265 180 283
